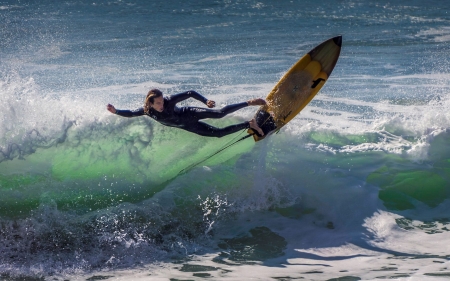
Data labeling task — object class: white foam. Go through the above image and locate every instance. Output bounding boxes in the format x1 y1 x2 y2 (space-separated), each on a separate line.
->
57 209 450 280
416 27 450 42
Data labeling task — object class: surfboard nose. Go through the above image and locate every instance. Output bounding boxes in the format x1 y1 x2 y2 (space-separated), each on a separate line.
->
333 35 342 47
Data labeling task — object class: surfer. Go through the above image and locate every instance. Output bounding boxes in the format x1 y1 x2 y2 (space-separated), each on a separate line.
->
107 89 265 137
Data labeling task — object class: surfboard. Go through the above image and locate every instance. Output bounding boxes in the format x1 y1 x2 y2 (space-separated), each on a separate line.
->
179 36 342 174
249 36 342 141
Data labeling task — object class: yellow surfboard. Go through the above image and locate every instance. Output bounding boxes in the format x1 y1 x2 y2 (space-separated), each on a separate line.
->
249 36 342 141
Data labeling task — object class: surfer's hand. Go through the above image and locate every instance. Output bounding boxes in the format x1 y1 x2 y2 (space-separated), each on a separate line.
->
206 100 216 108
249 118 264 136
107 104 117 114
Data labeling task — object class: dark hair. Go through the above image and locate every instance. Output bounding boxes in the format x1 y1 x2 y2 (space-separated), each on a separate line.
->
144 89 163 114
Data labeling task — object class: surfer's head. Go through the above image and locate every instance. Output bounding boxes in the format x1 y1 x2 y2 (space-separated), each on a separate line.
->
144 89 164 113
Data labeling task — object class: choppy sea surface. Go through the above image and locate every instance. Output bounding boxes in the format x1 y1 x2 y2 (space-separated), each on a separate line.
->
1 0 450 280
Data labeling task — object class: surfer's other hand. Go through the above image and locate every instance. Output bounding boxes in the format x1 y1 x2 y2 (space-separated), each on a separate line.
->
107 104 117 114
247 98 266 106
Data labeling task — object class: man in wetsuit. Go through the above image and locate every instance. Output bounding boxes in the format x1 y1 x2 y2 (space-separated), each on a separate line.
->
106 89 265 137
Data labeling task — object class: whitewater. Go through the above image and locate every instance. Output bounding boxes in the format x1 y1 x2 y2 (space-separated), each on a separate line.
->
1 0 450 280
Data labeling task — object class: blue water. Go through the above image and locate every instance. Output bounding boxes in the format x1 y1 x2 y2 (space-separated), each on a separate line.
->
2 0 450 280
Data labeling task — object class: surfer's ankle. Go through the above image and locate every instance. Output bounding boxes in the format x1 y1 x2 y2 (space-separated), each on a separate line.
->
247 98 266 106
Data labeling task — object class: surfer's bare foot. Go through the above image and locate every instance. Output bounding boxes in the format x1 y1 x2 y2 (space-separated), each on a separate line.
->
247 98 266 106
249 118 264 136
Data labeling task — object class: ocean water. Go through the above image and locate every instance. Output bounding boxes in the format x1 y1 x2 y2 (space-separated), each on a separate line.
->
1 0 450 280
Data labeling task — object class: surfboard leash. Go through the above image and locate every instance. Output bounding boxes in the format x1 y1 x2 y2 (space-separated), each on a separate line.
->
178 132 255 175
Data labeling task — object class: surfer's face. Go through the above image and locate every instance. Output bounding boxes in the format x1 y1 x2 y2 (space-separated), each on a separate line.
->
151 96 164 112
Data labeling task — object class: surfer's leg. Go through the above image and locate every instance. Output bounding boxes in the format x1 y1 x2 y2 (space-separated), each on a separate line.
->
186 99 266 120
184 121 250 138
183 119 264 138
185 102 248 120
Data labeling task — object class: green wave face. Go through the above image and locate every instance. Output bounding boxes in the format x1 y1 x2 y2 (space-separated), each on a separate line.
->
369 168 449 210
0 119 253 217
367 132 450 211
3 117 450 217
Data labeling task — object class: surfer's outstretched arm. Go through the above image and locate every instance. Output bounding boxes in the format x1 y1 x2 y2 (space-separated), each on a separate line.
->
106 104 145 117
169 90 216 108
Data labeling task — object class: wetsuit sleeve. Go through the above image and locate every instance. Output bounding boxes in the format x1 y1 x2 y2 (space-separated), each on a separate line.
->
115 107 145 117
168 90 208 105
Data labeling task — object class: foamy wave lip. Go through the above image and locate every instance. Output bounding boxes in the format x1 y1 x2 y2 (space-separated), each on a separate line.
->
275 87 450 161
301 127 448 162
0 69 179 162
0 73 97 161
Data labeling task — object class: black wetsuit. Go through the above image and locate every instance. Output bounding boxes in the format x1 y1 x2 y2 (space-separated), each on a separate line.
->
115 91 250 138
